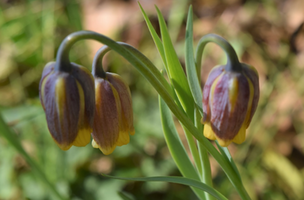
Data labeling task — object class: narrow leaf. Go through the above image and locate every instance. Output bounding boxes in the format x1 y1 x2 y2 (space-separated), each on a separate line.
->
103 174 228 200
196 108 215 200
185 6 203 111
159 95 200 180
0 114 67 200
160 96 205 199
156 6 195 119
118 191 135 200
215 141 241 181
138 3 168 71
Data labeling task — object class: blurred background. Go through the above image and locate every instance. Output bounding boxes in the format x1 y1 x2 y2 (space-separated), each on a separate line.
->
1 0 304 199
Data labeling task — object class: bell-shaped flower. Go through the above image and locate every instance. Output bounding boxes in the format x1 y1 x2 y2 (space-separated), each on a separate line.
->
39 62 95 150
201 64 259 147
91 72 135 155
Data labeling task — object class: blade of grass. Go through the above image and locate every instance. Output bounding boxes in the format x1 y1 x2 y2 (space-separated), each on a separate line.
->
195 109 214 200
185 7 214 200
155 5 195 120
159 95 206 200
139 3 168 71
139 3 184 111
168 0 189 43
185 6 203 111
215 141 241 181
118 191 135 200
0 114 67 200
155 6 204 186
103 174 228 200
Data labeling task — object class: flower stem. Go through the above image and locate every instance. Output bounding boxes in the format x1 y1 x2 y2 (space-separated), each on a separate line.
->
92 45 108 78
195 109 214 200
195 34 242 73
88 40 174 97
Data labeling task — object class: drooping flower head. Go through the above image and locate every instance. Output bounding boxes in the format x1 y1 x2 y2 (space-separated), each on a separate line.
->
90 44 135 155
91 72 135 155
202 63 259 147
39 62 95 150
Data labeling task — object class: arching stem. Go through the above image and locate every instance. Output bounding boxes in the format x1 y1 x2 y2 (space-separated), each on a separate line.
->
195 34 242 75
92 45 108 78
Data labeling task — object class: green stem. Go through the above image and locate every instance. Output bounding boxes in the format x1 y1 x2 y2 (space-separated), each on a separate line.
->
185 8 213 200
0 115 67 200
183 126 203 176
159 96 206 200
90 41 174 97
195 109 214 200
92 45 108 78
55 31 250 199
195 34 242 73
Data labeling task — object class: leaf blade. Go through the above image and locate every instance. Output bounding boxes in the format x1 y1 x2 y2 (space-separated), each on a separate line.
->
103 174 228 200
155 6 195 119
138 3 168 71
185 6 203 112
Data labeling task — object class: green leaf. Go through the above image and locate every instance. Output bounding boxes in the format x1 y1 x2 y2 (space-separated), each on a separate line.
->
118 191 135 200
185 6 203 112
0 114 67 200
103 174 228 200
159 96 206 200
167 0 189 43
138 4 184 110
155 6 195 120
138 3 168 71
215 141 241 181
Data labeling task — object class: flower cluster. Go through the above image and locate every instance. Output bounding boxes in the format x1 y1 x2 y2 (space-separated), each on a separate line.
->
39 61 134 154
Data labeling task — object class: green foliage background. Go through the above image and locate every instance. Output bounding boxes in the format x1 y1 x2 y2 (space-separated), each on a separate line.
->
1 0 304 199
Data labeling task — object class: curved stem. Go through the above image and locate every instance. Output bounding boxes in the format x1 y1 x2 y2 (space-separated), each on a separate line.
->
195 34 242 74
55 31 250 199
91 41 174 97
92 45 108 78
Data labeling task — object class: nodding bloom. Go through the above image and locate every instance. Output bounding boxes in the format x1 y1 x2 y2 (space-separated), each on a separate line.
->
39 62 95 150
91 72 135 155
201 64 259 147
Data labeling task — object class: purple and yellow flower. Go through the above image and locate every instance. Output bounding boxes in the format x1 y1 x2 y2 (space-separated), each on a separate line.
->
201 64 259 147
39 62 95 150
91 72 135 155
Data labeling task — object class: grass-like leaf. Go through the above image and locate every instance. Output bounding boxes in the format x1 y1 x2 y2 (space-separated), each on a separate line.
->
185 6 203 112
155 6 195 119
102 174 228 200
118 191 136 200
215 141 241 181
159 95 206 199
0 114 67 200
138 3 168 71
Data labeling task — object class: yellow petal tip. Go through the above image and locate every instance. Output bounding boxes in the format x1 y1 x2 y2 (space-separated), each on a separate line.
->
203 123 216 140
232 124 246 144
72 128 92 147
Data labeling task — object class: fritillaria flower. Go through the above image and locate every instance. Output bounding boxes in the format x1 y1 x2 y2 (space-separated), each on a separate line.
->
201 64 259 147
91 72 135 155
39 62 95 150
